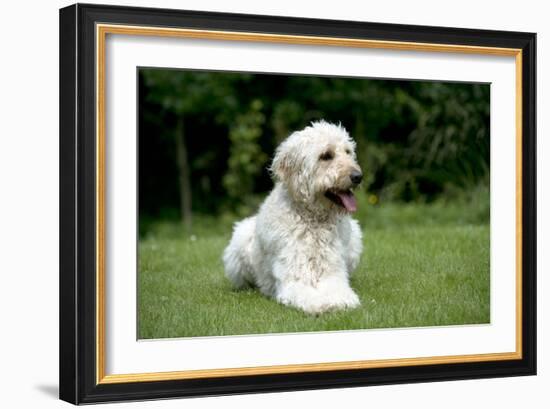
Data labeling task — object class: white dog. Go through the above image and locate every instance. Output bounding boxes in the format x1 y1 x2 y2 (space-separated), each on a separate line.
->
223 121 363 314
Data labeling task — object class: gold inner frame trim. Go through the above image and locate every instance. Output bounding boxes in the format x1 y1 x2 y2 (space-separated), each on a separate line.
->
95 23 523 385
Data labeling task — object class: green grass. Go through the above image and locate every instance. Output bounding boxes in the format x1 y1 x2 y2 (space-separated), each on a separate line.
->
138 203 490 339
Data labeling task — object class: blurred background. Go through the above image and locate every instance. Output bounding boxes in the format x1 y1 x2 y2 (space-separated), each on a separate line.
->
138 69 490 236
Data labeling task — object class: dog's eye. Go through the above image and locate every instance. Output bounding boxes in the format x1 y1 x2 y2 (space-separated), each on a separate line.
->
319 151 334 161
345 149 351 155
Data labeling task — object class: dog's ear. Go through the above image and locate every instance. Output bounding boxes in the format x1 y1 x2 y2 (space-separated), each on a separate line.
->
270 140 293 182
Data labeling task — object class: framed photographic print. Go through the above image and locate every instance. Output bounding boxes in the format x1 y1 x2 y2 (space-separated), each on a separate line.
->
59 3 536 404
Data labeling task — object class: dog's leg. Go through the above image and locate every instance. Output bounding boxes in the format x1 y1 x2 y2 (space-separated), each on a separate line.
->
344 218 363 274
223 216 257 289
273 259 360 314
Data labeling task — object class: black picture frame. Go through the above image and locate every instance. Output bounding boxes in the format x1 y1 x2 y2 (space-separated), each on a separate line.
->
59 3 536 404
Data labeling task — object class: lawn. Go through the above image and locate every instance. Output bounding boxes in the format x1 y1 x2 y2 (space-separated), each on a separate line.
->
138 201 490 339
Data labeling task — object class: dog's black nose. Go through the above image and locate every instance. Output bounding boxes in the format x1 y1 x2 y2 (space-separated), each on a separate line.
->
350 170 363 185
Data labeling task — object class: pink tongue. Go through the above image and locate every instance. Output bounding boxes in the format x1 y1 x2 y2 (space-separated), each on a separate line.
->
337 191 357 212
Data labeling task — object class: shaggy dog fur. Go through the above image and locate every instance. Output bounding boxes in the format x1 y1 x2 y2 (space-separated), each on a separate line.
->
223 121 363 314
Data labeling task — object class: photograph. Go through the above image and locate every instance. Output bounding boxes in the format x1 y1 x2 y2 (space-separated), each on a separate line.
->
2 0 544 405
137 68 491 339
58 3 536 404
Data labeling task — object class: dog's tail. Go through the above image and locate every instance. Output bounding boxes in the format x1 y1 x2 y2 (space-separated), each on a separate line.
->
223 216 257 289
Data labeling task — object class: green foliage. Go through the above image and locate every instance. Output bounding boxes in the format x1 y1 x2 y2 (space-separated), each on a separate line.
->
351 82 490 201
407 83 490 190
353 182 489 230
223 100 268 211
138 69 490 225
142 70 243 118
271 99 305 142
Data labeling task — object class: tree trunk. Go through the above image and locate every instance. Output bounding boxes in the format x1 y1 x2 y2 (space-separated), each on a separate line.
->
175 117 192 232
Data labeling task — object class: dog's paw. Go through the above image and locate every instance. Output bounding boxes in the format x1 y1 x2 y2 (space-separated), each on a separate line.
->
275 280 361 314
315 280 361 312
277 293 332 315
326 289 361 311
341 290 361 309
300 291 360 314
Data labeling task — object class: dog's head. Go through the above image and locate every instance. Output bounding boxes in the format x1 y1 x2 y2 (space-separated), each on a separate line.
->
270 121 362 213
